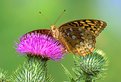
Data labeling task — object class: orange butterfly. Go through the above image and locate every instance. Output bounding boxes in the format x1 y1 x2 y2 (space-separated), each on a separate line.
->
50 19 107 56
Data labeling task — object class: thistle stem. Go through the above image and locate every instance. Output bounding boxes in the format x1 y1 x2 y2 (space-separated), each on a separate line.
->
85 79 93 82
85 75 94 82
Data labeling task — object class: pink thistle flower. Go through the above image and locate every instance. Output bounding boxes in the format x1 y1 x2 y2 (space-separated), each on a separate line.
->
16 29 65 61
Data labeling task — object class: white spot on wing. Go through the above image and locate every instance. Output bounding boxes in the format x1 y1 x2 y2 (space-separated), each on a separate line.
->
80 42 83 45
80 33 84 36
67 33 70 35
88 44 92 49
78 28 82 31
70 28 73 31
72 35 76 39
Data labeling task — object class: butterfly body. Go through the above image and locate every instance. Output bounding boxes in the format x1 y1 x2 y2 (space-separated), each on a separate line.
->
51 19 107 56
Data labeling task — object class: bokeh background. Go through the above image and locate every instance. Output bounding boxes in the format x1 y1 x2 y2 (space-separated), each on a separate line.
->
0 0 121 82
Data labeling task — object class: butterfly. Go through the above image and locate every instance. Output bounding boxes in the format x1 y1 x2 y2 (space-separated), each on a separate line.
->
50 19 107 56
22 19 107 56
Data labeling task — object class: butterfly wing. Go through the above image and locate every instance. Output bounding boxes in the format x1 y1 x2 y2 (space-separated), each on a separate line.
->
58 19 107 56
60 19 107 37
20 29 52 41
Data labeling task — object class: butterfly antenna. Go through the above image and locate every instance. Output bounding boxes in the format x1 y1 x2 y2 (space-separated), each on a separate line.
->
53 10 66 25
39 11 52 25
39 11 54 36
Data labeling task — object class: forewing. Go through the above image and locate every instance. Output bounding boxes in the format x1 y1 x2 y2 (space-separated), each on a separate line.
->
59 19 107 37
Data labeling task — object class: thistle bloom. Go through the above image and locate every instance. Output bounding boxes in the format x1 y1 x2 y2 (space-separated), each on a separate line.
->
16 29 65 61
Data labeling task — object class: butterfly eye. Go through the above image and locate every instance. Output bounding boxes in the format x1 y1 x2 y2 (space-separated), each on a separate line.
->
53 27 56 30
51 25 56 30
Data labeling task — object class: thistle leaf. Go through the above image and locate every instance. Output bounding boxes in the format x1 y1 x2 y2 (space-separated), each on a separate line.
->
61 64 76 82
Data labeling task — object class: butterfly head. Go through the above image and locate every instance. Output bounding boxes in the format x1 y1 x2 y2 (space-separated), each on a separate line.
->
50 25 59 39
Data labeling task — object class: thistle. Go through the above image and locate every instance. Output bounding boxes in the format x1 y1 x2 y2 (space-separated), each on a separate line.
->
16 29 65 61
11 29 65 82
62 49 108 82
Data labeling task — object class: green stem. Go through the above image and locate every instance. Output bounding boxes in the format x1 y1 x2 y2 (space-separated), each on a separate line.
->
85 79 93 82
85 75 94 82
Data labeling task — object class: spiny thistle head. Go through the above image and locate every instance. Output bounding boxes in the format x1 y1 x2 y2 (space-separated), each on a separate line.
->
16 29 65 61
74 49 108 80
10 57 53 82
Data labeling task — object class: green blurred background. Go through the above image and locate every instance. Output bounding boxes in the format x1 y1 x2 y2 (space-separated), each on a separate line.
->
0 0 121 82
